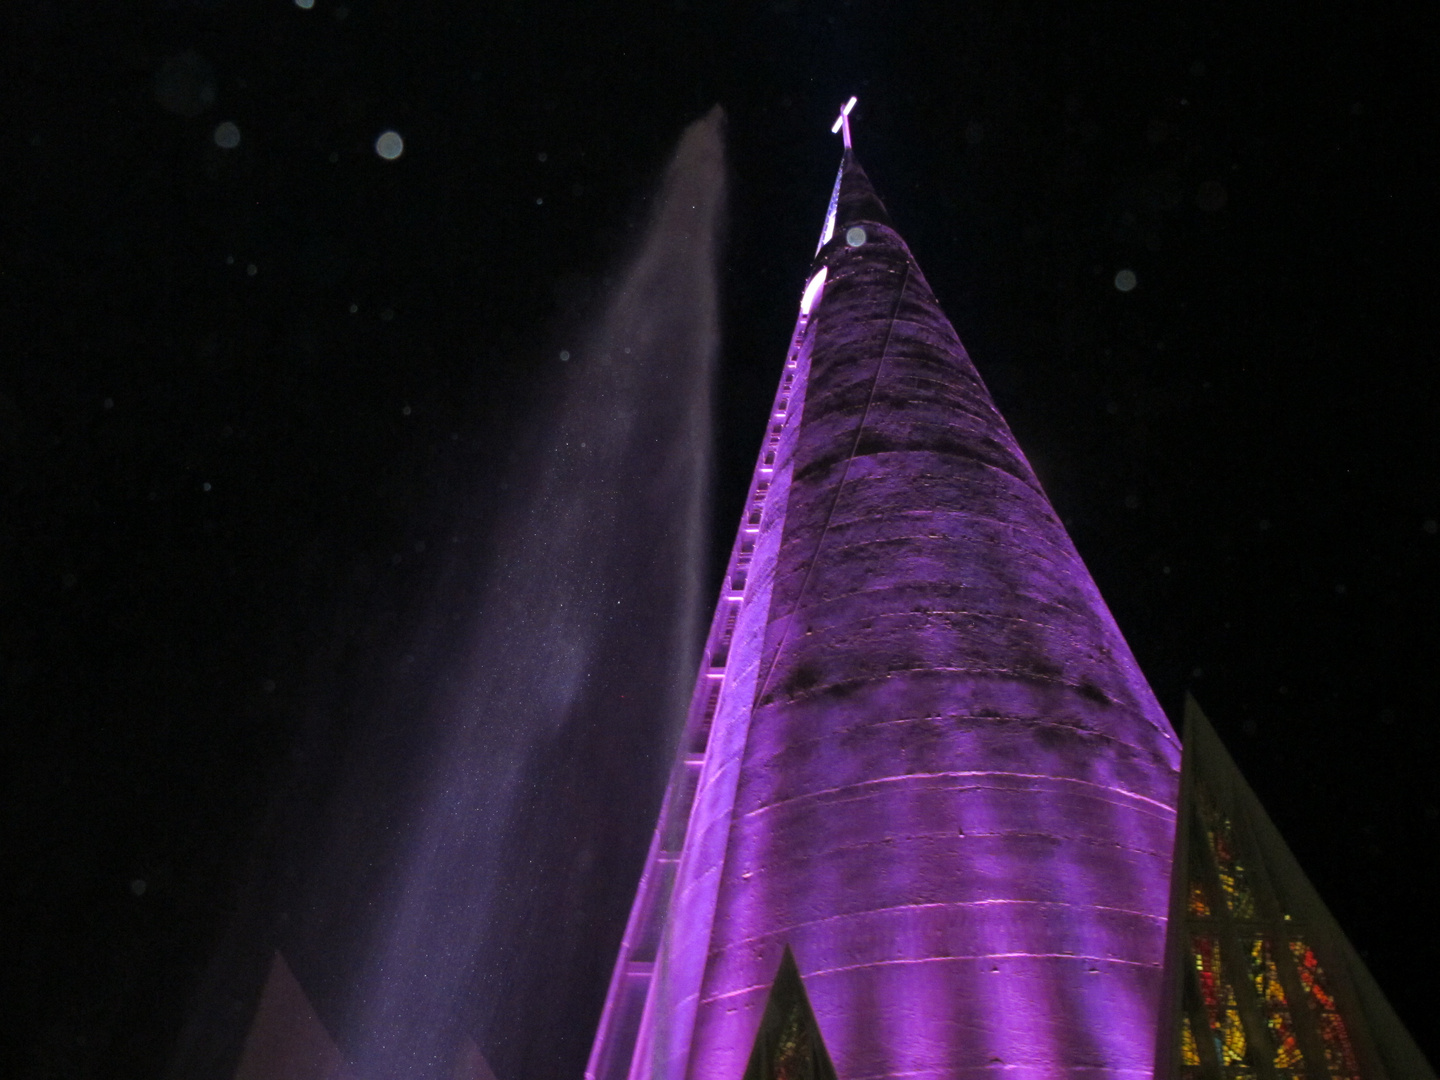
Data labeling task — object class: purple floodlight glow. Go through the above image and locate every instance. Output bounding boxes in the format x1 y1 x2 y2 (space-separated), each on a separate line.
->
587 148 1180 1080
831 96 857 148
800 267 828 316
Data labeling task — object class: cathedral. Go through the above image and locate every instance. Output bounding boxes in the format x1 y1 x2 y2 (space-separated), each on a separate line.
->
231 110 1431 1080
582 108 1432 1080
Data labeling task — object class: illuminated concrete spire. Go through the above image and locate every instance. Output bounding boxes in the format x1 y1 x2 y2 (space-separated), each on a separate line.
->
587 113 1183 1080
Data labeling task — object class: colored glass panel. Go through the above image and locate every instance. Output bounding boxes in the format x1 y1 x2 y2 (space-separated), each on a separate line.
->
1194 790 1261 921
1180 1015 1202 1066
1192 935 1249 1066
1289 941 1362 1080
1245 938 1304 1070
741 948 838 1080
773 1008 811 1080
1189 880 1213 918
1204 821 1257 919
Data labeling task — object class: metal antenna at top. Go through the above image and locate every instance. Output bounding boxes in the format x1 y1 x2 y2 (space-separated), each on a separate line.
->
831 96 857 148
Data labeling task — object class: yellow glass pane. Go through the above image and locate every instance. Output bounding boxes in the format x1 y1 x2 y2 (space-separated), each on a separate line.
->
1221 1006 1247 1064
1180 1016 1201 1066
1242 938 1304 1070
1196 793 1259 919
1188 880 1212 918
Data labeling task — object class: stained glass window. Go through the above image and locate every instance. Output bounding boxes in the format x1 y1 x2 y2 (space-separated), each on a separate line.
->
1289 941 1362 1080
741 947 837 1080
1244 937 1304 1072
772 1007 811 1080
1191 935 1249 1067
1204 824 1257 919
1189 880 1213 918
1167 704 1411 1080
1180 1016 1201 1065
1179 1014 1204 1077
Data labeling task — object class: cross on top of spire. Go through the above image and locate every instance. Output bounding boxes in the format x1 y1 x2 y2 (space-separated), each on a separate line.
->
831 96 857 148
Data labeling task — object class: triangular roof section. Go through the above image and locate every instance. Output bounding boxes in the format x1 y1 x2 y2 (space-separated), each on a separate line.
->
1156 697 1434 1080
453 1034 502 1080
234 951 352 1080
234 952 504 1080
740 947 839 1080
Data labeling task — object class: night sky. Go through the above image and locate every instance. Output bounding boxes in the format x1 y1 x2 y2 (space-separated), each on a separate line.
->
4 2 1437 1078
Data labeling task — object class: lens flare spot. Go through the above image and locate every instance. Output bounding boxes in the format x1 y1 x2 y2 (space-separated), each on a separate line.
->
375 130 405 160
213 121 241 149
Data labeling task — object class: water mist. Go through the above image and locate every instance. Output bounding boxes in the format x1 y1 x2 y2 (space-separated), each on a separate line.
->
345 106 728 1080
173 107 728 1080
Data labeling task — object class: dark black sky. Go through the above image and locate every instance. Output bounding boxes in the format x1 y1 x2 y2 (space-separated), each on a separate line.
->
4 1 1437 1078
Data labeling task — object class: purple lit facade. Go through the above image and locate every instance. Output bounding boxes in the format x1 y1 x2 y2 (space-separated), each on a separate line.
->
587 152 1183 1080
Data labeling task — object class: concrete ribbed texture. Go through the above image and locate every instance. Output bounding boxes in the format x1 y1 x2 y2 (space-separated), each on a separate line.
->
587 152 1181 1080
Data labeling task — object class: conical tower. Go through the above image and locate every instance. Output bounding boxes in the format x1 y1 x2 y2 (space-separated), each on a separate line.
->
587 117 1183 1080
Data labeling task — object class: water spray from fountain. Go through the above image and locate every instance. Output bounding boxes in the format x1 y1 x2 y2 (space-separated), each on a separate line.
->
344 105 727 1080
172 107 728 1080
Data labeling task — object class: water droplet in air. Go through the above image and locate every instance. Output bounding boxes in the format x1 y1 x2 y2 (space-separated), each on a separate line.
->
213 122 241 149
375 130 404 160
